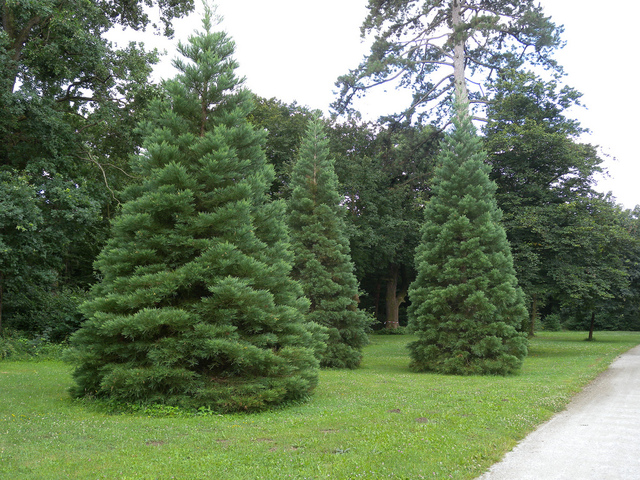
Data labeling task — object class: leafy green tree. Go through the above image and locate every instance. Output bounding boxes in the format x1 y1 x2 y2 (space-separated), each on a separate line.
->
407 107 528 375
334 0 563 123
1 0 195 333
0 168 101 334
329 119 439 329
483 70 604 334
68 11 319 411
0 171 46 332
1 0 193 186
248 96 313 196
544 195 635 340
602 206 640 332
287 116 371 368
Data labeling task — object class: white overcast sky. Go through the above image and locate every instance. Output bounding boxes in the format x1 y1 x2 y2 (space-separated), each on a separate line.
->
118 0 640 210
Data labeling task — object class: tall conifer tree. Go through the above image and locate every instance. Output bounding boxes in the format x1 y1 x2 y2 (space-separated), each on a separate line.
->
287 117 370 369
407 105 528 375
67 9 319 411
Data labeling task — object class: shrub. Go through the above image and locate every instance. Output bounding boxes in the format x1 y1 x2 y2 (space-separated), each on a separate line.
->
542 313 562 331
4 286 88 341
0 329 68 361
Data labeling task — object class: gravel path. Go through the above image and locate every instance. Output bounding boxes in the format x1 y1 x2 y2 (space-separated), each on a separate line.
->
476 344 640 480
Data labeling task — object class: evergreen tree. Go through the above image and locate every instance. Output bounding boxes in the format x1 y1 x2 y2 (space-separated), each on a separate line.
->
407 107 528 375
334 0 563 124
67 10 319 412
287 117 370 369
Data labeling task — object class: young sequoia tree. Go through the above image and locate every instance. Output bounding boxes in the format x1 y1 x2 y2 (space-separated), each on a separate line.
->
362 1 534 374
67 10 319 411
287 117 370 368
407 102 528 374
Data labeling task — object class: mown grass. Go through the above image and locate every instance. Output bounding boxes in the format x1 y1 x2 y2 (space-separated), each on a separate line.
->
1 331 639 479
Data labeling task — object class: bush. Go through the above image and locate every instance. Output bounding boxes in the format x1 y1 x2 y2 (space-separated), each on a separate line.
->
542 313 562 331
0 329 68 361
4 286 89 341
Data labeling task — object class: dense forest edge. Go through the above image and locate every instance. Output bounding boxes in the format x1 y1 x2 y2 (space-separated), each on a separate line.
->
2 1 640 409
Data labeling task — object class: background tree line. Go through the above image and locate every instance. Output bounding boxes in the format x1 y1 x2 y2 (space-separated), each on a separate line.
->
2 0 639 347
250 92 640 335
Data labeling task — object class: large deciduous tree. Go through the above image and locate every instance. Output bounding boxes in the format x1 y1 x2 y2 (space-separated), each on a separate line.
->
1 0 193 184
333 0 563 123
330 119 439 330
0 171 46 332
544 195 635 340
483 69 603 334
287 116 370 368
1 0 195 334
67 11 319 411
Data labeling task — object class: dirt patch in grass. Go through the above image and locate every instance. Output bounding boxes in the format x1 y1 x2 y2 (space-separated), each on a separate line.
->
145 440 165 446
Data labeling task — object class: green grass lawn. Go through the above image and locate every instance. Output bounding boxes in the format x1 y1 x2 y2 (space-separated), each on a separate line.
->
2 331 639 479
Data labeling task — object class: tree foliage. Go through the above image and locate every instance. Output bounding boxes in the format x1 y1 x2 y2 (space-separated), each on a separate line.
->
68 12 319 411
334 0 563 123
248 96 313 196
483 70 612 333
408 107 528 374
330 119 439 329
544 195 636 339
1 0 196 334
287 116 371 368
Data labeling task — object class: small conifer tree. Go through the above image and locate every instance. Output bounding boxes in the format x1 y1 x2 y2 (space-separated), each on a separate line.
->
67 10 319 411
407 106 528 375
287 117 370 368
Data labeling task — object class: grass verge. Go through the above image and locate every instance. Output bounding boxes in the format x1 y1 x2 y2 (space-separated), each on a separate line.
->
1 331 639 479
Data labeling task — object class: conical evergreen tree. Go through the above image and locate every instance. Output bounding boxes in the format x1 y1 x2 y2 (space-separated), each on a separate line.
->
407 106 528 375
287 117 370 369
67 10 319 411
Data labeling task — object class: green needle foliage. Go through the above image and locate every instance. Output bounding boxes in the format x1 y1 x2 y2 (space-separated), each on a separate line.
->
287 117 371 369
67 10 319 412
408 107 528 375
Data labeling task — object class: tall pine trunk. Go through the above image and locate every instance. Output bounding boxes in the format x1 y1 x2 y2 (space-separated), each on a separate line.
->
452 0 470 112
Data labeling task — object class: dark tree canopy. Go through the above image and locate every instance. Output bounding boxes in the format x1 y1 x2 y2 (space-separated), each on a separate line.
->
1 0 196 333
330 119 440 329
483 69 608 333
248 96 314 196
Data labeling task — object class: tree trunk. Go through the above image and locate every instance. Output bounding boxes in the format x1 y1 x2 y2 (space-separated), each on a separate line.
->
0 272 3 332
385 264 407 329
451 0 470 111
528 293 538 337
374 281 381 321
2 10 44 93
588 311 595 341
